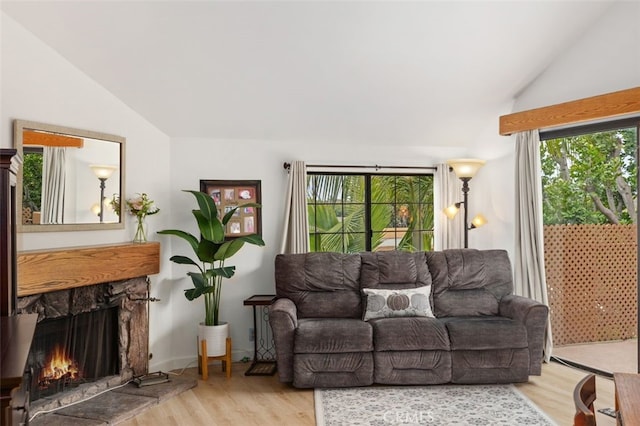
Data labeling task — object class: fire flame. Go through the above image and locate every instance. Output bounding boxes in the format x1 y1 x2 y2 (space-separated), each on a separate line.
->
39 345 80 385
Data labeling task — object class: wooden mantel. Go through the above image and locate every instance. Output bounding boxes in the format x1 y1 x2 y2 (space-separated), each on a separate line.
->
17 242 160 297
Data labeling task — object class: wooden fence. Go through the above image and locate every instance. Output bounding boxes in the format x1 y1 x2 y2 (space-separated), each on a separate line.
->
544 224 637 346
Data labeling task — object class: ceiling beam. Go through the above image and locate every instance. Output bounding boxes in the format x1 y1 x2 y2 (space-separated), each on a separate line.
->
23 130 84 148
499 87 640 136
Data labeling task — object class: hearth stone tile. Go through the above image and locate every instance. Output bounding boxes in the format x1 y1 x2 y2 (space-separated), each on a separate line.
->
45 391 156 424
30 413 107 426
31 376 116 415
114 375 198 402
29 376 198 426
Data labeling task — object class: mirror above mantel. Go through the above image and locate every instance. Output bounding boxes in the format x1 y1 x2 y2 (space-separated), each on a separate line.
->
14 119 126 232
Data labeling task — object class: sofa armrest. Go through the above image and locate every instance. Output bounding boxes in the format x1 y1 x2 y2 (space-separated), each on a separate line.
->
269 298 298 383
500 295 549 375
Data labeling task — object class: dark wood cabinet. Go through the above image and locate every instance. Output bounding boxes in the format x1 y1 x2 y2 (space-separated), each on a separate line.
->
1 149 19 317
1 149 36 425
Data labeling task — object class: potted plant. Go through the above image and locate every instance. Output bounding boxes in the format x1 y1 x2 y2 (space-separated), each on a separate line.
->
158 190 265 356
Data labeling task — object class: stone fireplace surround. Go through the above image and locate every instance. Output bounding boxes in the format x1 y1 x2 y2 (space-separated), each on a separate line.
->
19 276 149 375
15 242 160 415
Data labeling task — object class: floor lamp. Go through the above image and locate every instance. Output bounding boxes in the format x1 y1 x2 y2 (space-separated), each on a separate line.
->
444 158 487 248
90 165 117 223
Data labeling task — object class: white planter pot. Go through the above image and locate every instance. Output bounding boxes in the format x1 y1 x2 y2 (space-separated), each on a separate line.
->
198 322 229 357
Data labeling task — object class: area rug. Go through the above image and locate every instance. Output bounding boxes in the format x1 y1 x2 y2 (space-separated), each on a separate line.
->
314 384 558 425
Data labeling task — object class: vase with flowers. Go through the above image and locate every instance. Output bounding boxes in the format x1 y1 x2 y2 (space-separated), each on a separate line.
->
125 193 160 243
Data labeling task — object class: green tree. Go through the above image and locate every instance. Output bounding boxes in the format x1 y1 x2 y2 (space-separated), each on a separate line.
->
371 175 434 251
307 174 434 252
540 128 637 225
22 151 43 211
308 175 366 252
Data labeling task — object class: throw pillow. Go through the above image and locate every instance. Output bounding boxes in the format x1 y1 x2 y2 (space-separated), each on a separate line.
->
362 286 434 321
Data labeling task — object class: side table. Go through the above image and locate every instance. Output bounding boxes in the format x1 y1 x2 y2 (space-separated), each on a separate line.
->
243 295 277 376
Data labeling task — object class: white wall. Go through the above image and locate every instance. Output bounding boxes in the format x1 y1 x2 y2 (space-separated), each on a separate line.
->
1 13 175 370
164 136 512 367
514 1 640 112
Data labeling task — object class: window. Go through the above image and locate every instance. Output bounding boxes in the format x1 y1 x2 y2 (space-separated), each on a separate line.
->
307 173 434 253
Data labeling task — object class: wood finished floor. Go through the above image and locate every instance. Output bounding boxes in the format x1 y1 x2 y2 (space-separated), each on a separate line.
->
119 360 617 425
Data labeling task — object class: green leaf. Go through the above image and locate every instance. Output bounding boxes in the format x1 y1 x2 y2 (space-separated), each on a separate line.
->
157 229 199 255
221 206 240 225
193 208 225 243
221 202 261 225
184 288 203 301
184 190 218 221
196 239 220 264
209 266 235 279
169 255 199 266
187 272 207 289
215 239 245 260
184 285 215 301
241 233 266 246
169 255 203 274
214 234 265 261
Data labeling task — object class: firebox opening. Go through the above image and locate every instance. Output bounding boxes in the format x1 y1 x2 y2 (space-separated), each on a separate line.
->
27 307 120 402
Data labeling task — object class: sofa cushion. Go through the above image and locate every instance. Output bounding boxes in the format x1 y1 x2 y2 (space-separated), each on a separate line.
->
293 352 374 388
360 251 432 289
371 317 449 351
275 252 362 318
362 286 434 320
444 317 528 350
451 349 530 384
294 318 373 353
427 249 513 317
433 289 500 317
374 351 452 385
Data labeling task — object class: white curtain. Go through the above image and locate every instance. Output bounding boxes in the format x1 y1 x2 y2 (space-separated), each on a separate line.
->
280 160 310 254
41 147 67 224
514 130 553 362
435 163 464 250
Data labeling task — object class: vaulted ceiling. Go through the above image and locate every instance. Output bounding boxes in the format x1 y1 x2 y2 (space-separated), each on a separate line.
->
1 1 616 147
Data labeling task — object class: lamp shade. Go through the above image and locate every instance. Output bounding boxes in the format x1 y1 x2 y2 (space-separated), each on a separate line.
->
447 158 485 179
443 204 460 219
470 214 488 228
90 203 101 216
90 164 117 180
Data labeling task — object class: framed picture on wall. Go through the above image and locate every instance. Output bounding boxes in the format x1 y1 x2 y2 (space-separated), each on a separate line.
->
200 179 262 239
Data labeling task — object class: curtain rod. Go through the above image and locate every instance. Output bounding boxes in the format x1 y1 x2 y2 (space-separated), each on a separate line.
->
283 162 437 171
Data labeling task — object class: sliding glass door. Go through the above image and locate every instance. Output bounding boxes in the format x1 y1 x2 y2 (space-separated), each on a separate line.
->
540 118 639 374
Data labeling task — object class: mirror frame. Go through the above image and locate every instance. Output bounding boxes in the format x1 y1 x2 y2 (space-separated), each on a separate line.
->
14 119 126 232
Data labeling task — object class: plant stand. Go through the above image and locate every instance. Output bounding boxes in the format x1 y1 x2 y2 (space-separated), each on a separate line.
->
198 337 232 380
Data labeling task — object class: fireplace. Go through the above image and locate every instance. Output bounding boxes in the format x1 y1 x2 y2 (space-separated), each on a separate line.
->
17 276 150 409
28 307 119 401
13 242 160 418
